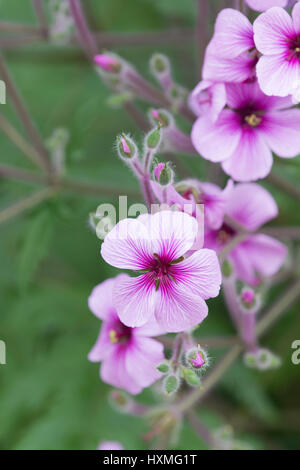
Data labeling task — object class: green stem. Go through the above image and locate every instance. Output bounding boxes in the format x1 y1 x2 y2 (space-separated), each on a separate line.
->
0 54 52 172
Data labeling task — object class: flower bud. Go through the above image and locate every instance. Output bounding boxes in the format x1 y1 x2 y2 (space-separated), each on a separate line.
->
221 259 234 278
153 162 173 187
163 374 180 396
150 53 171 75
168 84 187 107
109 389 133 413
239 286 261 312
145 127 162 150
94 54 122 73
185 346 210 373
149 108 173 129
244 348 282 371
116 133 138 161
182 368 201 387
157 361 171 374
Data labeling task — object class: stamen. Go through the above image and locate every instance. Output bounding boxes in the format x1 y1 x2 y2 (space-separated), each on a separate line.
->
244 114 262 127
109 329 119 344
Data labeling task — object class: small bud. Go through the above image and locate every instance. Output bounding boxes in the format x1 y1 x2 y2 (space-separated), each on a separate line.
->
149 108 173 129
243 351 257 369
185 346 210 372
163 374 179 396
116 133 138 161
146 127 161 150
154 162 173 187
150 53 170 74
157 361 170 374
182 368 201 387
109 389 133 414
244 348 282 371
168 84 187 104
221 259 233 278
94 54 121 73
240 286 261 313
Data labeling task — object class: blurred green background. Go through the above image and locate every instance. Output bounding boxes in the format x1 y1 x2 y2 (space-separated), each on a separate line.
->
0 0 300 450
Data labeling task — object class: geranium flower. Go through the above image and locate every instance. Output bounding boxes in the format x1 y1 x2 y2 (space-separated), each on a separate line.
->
254 3 300 97
205 184 287 285
202 9 257 84
191 81 300 181
101 211 222 332
88 275 164 395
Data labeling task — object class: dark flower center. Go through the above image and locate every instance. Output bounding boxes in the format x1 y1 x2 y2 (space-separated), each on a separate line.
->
217 223 236 245
287 36 300 60
235 105 264 128
109 322 132 344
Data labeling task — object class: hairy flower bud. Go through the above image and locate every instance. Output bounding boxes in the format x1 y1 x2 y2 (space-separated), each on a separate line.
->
94 54 122 73
221 259 234 278
185 346 210 373
244 348 282 371
150 53 171 75
109 389 133 413
153 162 173 187
163 374 180 396
145 126 162 150
116 133 138 161
157 361 171 374
182 368 201 387
149 108 174 129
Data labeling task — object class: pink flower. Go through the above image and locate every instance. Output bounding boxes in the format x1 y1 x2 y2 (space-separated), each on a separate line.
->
151 179 233 230
101 211 222 332
246 0 288 11
205 183 287 285
98 441 124 450
202 9 257 84
191 81 300 181
254 3 300 97
188 80 226 123
88 275 164 395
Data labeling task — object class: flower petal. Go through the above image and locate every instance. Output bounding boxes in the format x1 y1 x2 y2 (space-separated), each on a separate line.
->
147 211 199 262
101 218 153 270
88 277 116 320
125 337 164 388
154 279 208 332
101 349 142 395
262 109 300 158
256 53 300 97
247 0 288 12
173 249 222 300
244 234 287 279
88 325 115 362
254 7 294 55
203 51 256 83
292 1 300 33
210 8 254 58
191 110 241 162
113 274 155 328
226 183 278 231
221 130 273 182
229 234 287 285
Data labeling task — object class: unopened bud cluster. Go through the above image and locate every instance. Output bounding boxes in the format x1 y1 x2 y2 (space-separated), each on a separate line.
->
244 348 281 371
158 344 210 396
